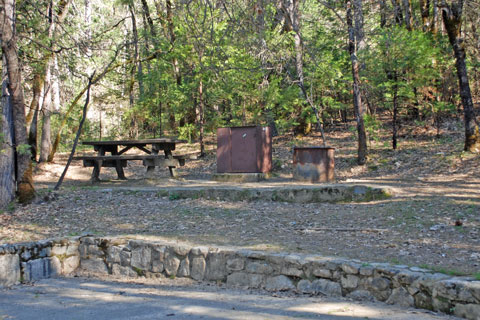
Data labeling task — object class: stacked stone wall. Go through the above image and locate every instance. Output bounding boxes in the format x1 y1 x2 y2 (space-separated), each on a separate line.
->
1 236 479 320
0 238 79 286
79 237 480 320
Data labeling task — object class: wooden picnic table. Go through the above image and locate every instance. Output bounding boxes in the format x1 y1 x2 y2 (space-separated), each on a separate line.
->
74 138 187 181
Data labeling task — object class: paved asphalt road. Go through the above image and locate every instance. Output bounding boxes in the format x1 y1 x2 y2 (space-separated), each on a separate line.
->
0 277 460 320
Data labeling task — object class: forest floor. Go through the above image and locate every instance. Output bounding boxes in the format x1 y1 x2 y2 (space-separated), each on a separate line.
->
1 119 480 277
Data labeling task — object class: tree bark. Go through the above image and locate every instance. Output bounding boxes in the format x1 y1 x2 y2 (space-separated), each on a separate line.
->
420 0 430 31
391 0 404 25
347 0 368 164
402 0 413 30
0 55 15 208
442 1 480 152
379 0 387 28
0 0 35 203
39 60 52 162
39 0 54 163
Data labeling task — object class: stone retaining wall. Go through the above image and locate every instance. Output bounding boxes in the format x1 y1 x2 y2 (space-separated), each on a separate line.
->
79 237 479 320
154 184 391 203
0 238 79 286
1 236 479 320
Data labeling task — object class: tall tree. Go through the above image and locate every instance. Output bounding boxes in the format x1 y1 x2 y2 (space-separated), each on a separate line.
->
0 55 15 208
347 0 368 164
441 0 480 152
0 0 35 204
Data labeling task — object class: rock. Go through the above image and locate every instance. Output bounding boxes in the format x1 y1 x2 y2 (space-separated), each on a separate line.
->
414 292 433 310
81 237 96 245
131 246 151 271
341 275 359 289
347 290 376 302
190 247 209 257
227 272 264 289
367 277 391 291
394 270 422 286
297 280 313 294
281 266 303 277
177 259 190 277
51 245 67 256
359 266 374 276
467 281 480 302
151 246 165 273
106 246 123 264
246 261 273 274
78 244 88 259
66 244 79 256
453 303 480 320
50 256 62 275
341 263 359 275
80 258 108 275
386 287 414 307
432 297 451 313
226 258 244 272
87 245 103 257
172 245 190 257
311 279 342 296
62 255 80 274
265 275 295 291
190 257 206 281
164 253 180 277
311 268 332 279
111 264 138 277
22 258 59 282
21 250 32 261
365 277 392 301
205 252 227 281
0 254 20 287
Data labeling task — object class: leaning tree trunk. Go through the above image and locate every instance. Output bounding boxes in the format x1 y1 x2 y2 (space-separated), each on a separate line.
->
442 1 480 152
0 0 35 203
347 0 368 164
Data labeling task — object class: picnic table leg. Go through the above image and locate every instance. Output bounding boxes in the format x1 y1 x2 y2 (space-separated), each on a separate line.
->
164 149 177 177
112 147 127 180
146 146 158 174
91 159 102 181
91 147 105 181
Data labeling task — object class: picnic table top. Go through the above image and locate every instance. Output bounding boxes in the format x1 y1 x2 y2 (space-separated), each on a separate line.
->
82 138 187 146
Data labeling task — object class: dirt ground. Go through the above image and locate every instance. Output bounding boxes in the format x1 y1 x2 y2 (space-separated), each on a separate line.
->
1 122 479 276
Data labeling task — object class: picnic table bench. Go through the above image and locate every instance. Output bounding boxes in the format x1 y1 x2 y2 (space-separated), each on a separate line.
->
73 138 188 181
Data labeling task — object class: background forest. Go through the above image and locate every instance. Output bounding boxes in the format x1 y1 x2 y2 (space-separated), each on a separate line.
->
0 0 479 207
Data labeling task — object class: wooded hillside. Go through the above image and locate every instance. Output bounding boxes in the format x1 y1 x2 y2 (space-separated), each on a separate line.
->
1 0 479 207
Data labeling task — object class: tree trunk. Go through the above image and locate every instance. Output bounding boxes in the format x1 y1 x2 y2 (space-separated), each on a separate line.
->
197 79 205 156
27 74 42 160
347 0 368 164
39 61 52 162
0 0 35 203
420 0 430 31
402 0 413 30
0 56 15 208
392 80 399 150
128 3 143 98
431 0 439 34
442 1 480 152
379 0 387 28
391 0 404 25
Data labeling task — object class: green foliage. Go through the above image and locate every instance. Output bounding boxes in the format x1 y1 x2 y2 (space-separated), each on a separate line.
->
178 124 196 143
363 114 382 144
16 144 31 156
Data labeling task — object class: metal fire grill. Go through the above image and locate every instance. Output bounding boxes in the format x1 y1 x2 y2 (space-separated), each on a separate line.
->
293 146 335 183
217 126 272 173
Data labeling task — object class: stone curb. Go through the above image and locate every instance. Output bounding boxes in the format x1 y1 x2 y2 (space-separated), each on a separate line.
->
124 184 392 203
1 237 478 320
